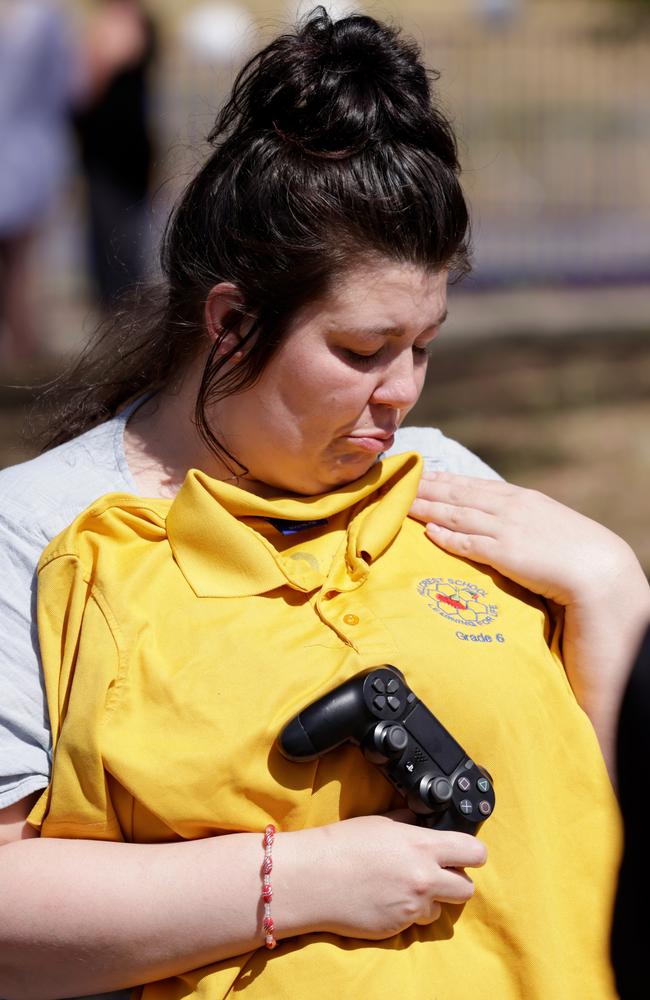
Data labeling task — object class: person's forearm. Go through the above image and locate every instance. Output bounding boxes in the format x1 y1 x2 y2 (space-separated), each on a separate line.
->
0 811 489 999
0 831 318 1000
562 548 650 779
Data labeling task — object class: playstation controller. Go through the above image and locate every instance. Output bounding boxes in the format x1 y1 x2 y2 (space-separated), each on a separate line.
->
278 665 495 835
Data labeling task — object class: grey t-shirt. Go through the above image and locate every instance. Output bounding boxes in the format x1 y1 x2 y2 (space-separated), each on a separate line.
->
0 413 498 809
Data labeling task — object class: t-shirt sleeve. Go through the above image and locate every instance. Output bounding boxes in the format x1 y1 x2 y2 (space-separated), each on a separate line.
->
0 513 51 809
387 426 502 479
0 417 135 813
437 435 502 480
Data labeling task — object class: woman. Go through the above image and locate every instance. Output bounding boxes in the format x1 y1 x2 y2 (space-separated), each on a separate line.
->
0 9 648 1000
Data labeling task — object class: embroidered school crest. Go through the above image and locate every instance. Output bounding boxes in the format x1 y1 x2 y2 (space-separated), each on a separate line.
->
417 577 499 627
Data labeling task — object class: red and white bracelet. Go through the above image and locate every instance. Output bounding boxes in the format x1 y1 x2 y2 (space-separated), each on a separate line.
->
261 824 277 949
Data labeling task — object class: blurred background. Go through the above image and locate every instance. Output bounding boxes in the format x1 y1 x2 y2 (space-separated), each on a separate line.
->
0 0 648 570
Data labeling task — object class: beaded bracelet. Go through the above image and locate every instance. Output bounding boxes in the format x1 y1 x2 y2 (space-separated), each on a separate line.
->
261 824 277 949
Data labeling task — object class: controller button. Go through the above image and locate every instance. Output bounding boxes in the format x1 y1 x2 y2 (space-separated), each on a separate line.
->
371 678 386 693
459 799 473 815
387 695 401 711
386 678 400 694
477 777 491 793
343 614 359 626
373 695 387 710
479 800 492 816
384 725 408 754
431 777 453 802
457 776 471 792
463 759 474 770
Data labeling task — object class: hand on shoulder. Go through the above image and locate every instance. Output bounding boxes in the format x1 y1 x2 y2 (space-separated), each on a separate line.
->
410 471 647 610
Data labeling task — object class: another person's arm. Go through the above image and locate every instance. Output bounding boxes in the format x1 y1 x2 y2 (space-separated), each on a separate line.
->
410 472 650 776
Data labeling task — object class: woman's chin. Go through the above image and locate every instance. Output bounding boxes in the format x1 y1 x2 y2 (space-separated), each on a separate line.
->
319 454 380 491
240 451 380 497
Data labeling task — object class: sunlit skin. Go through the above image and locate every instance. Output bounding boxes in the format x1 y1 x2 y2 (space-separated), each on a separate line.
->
209 261 448 495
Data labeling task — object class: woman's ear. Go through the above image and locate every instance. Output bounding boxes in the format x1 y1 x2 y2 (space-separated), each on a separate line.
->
204 282 253 357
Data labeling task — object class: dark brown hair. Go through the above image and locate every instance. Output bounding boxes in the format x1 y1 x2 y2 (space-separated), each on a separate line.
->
40 6 470 459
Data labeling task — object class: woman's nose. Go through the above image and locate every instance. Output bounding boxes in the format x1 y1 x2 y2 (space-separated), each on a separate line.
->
370 351 422 410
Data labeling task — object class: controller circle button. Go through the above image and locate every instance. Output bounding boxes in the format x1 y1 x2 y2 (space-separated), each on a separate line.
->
479 800 492 816
343 613 359 625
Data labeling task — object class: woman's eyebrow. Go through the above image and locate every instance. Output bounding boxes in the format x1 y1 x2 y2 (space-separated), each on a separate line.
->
343 309 449 339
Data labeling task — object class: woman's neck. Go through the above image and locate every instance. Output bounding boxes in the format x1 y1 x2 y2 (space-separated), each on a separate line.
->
123 364 227 498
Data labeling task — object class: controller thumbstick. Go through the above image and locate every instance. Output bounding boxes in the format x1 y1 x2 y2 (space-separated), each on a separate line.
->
382 724 408 757
365 722 409 764
425 775 453 804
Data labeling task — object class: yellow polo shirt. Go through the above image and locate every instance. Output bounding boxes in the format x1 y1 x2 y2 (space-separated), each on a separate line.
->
31 453 620 999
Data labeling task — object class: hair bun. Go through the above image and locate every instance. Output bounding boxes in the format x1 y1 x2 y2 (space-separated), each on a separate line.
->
213 7 449 160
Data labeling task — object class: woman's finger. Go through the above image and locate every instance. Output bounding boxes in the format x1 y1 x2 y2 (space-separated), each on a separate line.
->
416 472 520 517
424 521 503 564
432 832 488 871
429 868 477 904
409 498 499 538
413 901 443 925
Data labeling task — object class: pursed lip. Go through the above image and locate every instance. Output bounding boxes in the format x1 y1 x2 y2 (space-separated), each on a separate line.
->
345 430 396 453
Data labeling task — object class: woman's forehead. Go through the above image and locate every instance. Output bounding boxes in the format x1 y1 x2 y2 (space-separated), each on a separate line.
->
318 262 448 329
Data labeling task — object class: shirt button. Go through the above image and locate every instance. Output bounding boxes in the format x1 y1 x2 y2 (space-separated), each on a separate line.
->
343 613 359 626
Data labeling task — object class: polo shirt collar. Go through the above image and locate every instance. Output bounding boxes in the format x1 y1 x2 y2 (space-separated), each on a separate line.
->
166 452 423 598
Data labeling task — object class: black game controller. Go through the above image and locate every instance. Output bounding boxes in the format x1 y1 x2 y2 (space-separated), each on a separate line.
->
278 665 495 835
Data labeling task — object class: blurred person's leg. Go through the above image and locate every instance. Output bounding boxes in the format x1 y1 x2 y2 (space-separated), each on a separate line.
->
86 167 148 310
0 231 38 365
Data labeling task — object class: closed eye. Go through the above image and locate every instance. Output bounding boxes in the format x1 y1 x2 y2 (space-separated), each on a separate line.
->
342 348 383 366
343 343 432 366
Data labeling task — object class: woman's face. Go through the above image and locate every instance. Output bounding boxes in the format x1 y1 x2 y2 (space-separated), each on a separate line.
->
210 261 448 495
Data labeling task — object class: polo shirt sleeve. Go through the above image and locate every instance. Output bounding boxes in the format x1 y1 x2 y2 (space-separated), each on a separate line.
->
30 548 125 839
0 511 51 809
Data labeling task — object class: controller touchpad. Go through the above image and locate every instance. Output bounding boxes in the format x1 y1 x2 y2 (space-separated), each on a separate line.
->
404 703 465 774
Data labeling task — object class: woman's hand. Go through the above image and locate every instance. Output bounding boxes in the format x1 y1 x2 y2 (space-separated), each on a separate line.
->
287 812 487 940
410 471 650 776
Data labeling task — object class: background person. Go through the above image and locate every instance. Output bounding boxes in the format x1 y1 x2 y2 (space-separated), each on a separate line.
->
611 623 650 999
0 0 78 363
73 0 158 310
0 0 157 364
